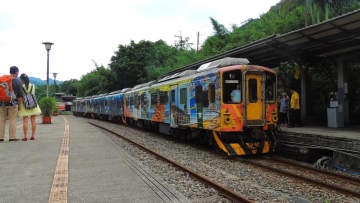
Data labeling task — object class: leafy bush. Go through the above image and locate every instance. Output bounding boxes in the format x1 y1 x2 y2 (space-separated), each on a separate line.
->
59 111 73 115
39 97 57 117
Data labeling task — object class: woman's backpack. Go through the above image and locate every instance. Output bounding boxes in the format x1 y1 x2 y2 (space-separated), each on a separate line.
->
23 84 38 109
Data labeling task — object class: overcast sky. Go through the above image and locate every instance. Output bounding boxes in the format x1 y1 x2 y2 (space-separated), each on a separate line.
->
0 0 280 81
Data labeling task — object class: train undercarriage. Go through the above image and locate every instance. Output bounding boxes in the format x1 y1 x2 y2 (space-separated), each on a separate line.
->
74 112 278 156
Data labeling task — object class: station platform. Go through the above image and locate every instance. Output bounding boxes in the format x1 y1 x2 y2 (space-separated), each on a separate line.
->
279 125 360 154
281 125 360 141
278 124 360 170
0 115 187 203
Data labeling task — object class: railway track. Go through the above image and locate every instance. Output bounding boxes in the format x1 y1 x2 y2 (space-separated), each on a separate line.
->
268 156 360 183
89 121 253 203
87 119 360 202
238 157 360 198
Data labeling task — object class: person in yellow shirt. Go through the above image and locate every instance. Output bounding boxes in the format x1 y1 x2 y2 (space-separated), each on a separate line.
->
288 88 302 127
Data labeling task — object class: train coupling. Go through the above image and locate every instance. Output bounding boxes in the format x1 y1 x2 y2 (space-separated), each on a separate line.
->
212 130 274 156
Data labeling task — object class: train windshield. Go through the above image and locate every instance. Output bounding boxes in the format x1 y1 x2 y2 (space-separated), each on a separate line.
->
223 70 242 104
265 72 276 103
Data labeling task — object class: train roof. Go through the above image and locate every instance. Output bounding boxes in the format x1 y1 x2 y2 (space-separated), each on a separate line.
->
132 80 155 90
109 90 123 95
121 88 132 93
155 57 249 85
157 70 197 83
197 57 249 72
125 81 156 94
81 57 252 97
93 94 108 98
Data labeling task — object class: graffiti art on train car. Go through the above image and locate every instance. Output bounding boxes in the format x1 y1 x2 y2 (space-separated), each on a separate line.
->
149 88 169 123
72 57 278 156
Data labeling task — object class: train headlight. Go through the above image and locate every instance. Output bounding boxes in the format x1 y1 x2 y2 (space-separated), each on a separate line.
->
223 110 232 125
224 116 232 124
223 108 232 125
271 109 278 123
272 115 278 122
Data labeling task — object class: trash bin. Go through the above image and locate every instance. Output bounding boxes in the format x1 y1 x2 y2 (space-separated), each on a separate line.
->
327 100 344 128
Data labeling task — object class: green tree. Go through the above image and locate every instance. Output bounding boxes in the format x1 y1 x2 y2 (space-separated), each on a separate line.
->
210 17 229 37
304 0 360 25
174 33 194 50
110 40 153 90
60 79 78 96
199 18 231 57
200 5 305 58
142 40 178 80
110 40 199 87
77 66 116 97
151 40 199 79
35 84 56 101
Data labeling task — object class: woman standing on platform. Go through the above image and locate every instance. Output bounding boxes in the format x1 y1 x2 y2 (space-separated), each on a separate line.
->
18 74 42 141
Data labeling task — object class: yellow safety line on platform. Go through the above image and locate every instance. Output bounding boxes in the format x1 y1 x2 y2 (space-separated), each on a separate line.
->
48 116 69 203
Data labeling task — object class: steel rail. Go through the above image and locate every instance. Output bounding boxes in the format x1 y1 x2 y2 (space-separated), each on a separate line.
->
238 158 360 198
89 121 253 203
267 156 360 184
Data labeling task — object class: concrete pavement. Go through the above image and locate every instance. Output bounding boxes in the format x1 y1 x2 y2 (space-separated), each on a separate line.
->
0 115 187 203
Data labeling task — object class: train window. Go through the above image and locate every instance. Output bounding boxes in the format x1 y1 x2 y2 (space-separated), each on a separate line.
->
119 97 124 107
195 85 202 104
202 90 209 107
134 94 139 108
108 100 112 109
180 88 187 104
141 94 148 106
249 79 258 103
223 70 242 104
151 92 158 106
160 91 168 105
125 96 129 106
208 83 215 103
129 95 134 106
265 72 276 103
110 100 113 109
171 90 175 103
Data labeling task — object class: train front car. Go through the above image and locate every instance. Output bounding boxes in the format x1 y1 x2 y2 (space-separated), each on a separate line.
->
214 65 278 156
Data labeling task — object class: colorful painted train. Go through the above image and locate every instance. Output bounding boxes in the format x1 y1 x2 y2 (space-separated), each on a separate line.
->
72 58 278 156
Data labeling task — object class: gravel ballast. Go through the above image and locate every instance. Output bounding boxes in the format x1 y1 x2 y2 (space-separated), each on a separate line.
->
88 118 359 203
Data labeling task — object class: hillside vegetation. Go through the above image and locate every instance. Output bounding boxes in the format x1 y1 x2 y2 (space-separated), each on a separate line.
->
59 0 360 100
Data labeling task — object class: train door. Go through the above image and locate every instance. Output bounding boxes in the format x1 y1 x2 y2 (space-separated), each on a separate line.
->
170 85 178 127
195 84 203 128
245 72 265 126
170 84 190 127
178 85 189 125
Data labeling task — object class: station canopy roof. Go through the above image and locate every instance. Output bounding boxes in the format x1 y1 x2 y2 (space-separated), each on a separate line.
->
162 9 360 78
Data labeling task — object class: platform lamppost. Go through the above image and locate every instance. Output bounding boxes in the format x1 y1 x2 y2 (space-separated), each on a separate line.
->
42 42 54 97
53 72 58 96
